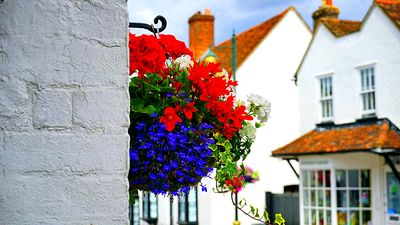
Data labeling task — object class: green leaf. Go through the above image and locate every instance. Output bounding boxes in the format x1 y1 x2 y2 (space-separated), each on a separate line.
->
255 122 262 128
226 162 238 177
250 205 255 215
274 213 285 225
263 210 270 223
131 99 145 112
141 105 156 114
255 208 259 218
224 141 232 151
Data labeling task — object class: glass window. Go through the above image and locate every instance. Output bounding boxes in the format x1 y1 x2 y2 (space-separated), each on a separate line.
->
143 192 158 225
320 76 333 120
336 169 372 225
301 170 332 225
360 67 375 115
178 188 198 225
387 172 400 215
129 194 140 225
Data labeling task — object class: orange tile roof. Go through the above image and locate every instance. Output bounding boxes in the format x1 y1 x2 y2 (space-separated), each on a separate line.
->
377 1 400 29
319 19 362 37
211 7 293 72
272 118 400 157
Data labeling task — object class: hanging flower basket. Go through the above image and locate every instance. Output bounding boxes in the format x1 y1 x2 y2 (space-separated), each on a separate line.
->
128 33 269 196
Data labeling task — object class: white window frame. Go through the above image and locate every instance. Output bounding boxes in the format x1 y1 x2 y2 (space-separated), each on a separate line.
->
357 64 376 116
318 75 334 122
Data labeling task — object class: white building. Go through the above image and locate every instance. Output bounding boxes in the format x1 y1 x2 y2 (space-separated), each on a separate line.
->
273 1 400 225
131 6 312 225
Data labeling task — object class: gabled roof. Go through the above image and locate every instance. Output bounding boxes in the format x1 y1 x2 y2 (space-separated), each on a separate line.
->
319 19 361 37
272 118 400 157
294 1 400 83
211 7 309 72
377 1 400 29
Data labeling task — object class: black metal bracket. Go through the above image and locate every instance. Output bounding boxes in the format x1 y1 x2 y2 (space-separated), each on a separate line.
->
286 159 299 179
384 154 400 184
129 15 167 35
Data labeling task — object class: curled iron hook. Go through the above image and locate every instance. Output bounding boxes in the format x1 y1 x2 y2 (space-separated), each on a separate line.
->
129 15 167 35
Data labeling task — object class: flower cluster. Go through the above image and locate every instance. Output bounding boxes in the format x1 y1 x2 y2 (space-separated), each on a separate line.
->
129 121 214 195
224 165 259 193
128 33 268 196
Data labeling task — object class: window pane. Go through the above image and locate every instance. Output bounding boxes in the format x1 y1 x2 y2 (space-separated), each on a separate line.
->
362 210 371 225
349 211 360 225
337 210 347 225
349 170 359 187
143 193 149 218
302 170 309 187
179 195 186 221
336 170 346 187
371 68 375 89
325 170 331 187
312 209 317 225
361 170 370 187
304 189 309 206
311 189 316 206
326 210 331 225
318 170 324 187
361 70 365 91
304 208 310 225
150 194 157 218
350 190 360 207
361 190 371 207
326 190 331 207
387 172 400 214
337 190 347 208
311 171 316 187
362 94 367 111
318 190 324 207
319 210 325 225
188 191 197 222
370 92 375 110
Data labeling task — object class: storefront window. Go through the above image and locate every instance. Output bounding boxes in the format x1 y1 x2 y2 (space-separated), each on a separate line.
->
336 169 371 225
302 170 332 225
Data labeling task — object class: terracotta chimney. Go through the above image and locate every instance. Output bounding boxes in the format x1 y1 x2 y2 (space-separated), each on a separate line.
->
312 0 340 29
188 9 215 59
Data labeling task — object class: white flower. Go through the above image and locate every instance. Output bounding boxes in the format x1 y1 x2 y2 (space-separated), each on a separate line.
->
239 123 256 142
174 55 194 70
247 94 271 123
129 70 139 82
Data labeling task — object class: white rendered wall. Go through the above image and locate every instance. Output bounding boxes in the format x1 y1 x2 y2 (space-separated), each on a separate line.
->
0 1 130 225
192 9 312 225
298 6 400 134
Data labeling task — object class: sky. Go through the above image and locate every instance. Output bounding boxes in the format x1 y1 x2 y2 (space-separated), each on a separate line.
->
128 0 374 45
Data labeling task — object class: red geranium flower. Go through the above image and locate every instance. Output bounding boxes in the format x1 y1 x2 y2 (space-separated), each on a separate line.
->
160 107 182 132
183 102 197 120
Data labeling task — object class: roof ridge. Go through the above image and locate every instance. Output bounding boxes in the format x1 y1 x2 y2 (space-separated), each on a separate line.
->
320 18 362 23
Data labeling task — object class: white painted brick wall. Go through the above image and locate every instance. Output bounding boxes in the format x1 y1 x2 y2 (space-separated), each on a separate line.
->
0 0 130 224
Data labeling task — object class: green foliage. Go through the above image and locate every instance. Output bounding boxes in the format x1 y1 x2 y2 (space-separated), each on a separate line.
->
274 213 285 225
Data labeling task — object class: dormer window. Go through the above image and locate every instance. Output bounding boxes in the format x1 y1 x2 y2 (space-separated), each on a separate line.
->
320 76 333 121
360 67 375 116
